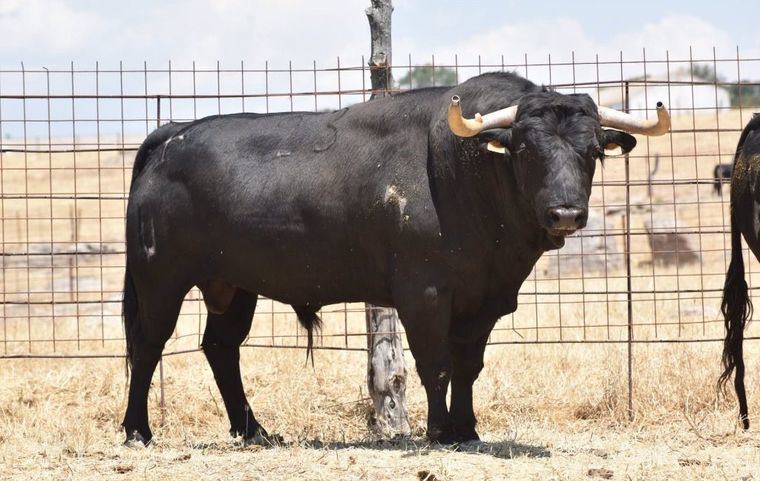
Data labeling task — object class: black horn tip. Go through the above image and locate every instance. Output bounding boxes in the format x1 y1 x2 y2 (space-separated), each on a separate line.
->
656 101 663 108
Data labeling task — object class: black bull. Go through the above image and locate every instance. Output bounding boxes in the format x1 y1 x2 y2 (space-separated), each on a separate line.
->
720 112 760 430
122 72 660 445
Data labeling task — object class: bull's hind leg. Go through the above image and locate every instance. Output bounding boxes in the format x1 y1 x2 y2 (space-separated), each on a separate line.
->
122 284 187 446
201 287 270 442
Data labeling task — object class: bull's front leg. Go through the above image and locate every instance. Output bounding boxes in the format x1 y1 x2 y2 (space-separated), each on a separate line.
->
395 284 454 443
449 329 492 442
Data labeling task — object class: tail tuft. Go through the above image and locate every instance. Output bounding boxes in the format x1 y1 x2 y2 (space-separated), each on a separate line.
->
719 206 752 429
293 305 322 366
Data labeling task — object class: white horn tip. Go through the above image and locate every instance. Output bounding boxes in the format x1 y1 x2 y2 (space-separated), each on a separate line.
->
451 95 461 106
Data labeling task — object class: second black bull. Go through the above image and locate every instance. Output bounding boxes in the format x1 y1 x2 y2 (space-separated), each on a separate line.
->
121 72 670 445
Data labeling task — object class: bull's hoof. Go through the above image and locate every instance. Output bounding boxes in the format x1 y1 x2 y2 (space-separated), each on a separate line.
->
123 430 150 448
426 426 458 445
452 427 480 443
237 426 283 447
243 431 284 447
427 426 480 445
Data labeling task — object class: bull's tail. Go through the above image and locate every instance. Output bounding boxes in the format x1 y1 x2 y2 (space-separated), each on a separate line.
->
123 264 139 371
713 164 723 196
719 206 751 429
293 305 322 366
123 121 186 371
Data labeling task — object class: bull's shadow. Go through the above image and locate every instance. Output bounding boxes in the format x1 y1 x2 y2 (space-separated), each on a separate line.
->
188 436 551 460
319 437 552 460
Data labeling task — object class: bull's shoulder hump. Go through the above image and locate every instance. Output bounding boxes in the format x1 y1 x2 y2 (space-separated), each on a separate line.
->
736 114 760 152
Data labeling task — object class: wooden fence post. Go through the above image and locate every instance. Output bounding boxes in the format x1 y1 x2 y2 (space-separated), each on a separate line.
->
364 0 410 436
366 0 394 97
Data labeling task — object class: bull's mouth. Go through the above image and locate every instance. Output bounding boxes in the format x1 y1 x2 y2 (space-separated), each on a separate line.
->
545 228 577 248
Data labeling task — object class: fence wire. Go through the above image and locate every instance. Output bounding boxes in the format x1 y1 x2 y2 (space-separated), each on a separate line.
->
1 50 760 359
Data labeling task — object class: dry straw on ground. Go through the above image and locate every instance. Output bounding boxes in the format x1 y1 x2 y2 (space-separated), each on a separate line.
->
1 343 758 480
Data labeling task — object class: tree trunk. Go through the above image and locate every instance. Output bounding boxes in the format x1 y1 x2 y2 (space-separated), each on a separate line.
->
366 0 394 99
366 306 410 435
364 0 409 437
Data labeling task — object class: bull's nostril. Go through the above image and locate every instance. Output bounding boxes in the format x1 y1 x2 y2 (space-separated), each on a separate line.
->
548 207 586 230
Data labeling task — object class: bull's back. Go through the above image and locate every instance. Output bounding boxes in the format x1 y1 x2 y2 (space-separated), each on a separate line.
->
127 110 435 304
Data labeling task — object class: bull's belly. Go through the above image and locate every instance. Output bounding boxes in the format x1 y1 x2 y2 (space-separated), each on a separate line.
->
205 238 391 307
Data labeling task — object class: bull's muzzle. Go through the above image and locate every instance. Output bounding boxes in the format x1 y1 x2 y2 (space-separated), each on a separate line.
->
546 206 588 234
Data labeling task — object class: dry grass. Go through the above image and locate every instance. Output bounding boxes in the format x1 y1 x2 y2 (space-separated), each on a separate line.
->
2 110 760 479
1 342 759 480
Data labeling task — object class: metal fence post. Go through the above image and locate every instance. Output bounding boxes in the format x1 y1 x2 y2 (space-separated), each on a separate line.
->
623 81 634 422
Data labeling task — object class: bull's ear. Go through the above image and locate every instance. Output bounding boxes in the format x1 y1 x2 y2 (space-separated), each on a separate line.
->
601 129 637 155
478 128 513 156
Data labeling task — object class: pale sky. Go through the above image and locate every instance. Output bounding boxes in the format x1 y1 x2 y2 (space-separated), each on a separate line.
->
1 0 758 70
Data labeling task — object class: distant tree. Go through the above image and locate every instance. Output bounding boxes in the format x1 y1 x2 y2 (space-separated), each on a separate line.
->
728 84 760 107
691 64 760 106
691 64 718 82
396 64 457 89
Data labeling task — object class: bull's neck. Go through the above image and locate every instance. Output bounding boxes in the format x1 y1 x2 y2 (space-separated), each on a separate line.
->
433 143 547 266
477 155 547 261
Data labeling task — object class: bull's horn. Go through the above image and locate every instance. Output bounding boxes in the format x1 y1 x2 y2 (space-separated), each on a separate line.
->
598 102 671 136
448 95 518 137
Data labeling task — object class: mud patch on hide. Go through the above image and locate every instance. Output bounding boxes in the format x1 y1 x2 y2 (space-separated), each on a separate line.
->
137 209 157 259
313 108 349 152
384 184 408 222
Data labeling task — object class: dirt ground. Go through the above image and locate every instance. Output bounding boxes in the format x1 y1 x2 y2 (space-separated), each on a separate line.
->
1 344 758 480
5 423 758 481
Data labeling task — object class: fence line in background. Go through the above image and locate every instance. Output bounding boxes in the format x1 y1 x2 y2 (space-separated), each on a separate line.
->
1 52 759 369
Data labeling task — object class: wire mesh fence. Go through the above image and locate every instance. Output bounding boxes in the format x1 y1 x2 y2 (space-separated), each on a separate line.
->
1 50 760 360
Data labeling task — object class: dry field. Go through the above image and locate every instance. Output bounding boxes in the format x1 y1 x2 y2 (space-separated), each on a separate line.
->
1 108 760 479
0 344 758 480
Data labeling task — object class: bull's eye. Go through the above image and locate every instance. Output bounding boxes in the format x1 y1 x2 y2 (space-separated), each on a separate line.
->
515 142 527 155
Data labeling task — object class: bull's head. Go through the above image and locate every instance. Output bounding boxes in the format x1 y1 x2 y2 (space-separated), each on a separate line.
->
448 92 670 247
